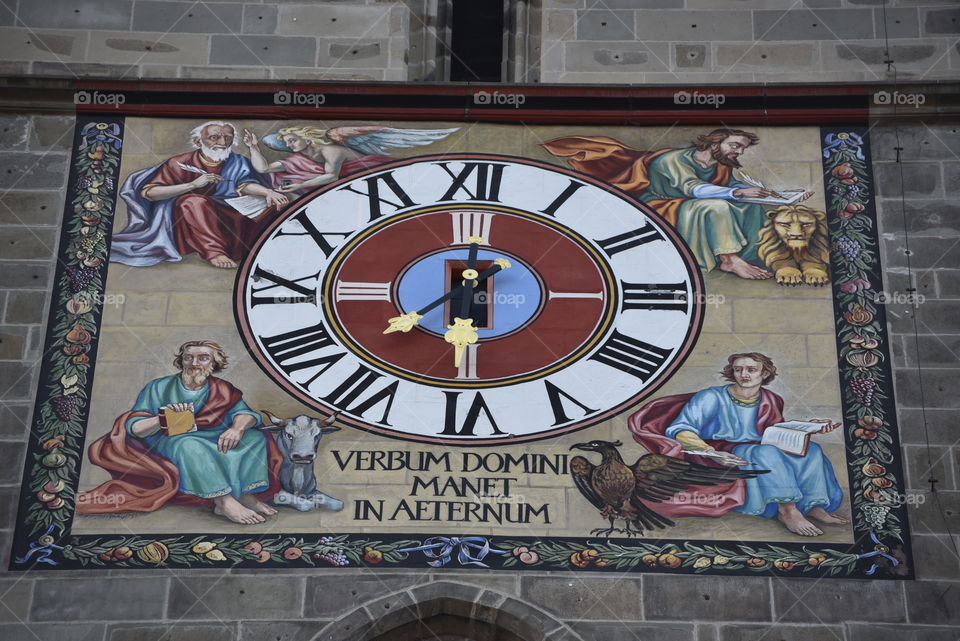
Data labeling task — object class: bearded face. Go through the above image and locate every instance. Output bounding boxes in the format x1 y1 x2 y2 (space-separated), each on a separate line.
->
711 135 753 168
711 144 742 168
178 347 218 387
195 124 235 162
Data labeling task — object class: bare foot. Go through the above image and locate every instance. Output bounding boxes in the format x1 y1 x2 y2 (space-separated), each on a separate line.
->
718 254 772 280
777 504 823 536
808 506 850 525
209 254 238 269
213 495 265 524
239 494 278 517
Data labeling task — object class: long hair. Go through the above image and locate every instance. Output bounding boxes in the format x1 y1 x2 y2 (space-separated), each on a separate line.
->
694 128 759 151
174 340 228 372
720 352 777 385
277 125 331 146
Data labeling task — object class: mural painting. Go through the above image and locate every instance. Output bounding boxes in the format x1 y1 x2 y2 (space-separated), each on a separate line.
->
10 110 909 578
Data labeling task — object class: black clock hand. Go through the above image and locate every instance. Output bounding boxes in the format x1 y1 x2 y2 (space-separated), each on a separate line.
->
458 238 482 320
383 260 510 334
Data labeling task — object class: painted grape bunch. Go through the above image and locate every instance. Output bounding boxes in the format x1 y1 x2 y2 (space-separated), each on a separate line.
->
849 376 876 406
314 537 349 566
862 504 891 530
837 235 861 262
65 266 97 293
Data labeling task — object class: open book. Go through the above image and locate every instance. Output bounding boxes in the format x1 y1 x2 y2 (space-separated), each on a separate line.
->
760 420 825 456
736 190 807 207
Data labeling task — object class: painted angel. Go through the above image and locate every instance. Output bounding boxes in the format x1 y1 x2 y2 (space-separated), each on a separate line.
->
242 125 458 197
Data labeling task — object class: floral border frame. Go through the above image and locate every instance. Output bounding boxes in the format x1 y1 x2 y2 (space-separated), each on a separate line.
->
8 118 912 578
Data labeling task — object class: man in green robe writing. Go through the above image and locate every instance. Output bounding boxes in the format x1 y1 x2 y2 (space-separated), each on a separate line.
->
542 128 813 280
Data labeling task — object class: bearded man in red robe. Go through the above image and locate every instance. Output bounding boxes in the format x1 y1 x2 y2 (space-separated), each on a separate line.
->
111 121 290 269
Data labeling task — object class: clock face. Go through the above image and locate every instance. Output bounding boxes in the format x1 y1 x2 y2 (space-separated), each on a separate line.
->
236 154 704 445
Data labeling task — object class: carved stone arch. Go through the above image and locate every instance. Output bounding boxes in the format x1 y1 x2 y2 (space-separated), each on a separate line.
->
312 580 585 641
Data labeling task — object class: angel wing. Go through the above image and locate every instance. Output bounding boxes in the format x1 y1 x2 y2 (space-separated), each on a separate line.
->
327 126 459 156
569 455 604 509
630 453 767 505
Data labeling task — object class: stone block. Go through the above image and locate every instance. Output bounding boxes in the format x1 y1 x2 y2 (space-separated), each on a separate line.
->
880 200 960 237
904 444 954 491
305 574 424 618
883 237 960 269
210 35 316 67
771 578 905 622
239 620 328 641
847 623 960 641
521 575 641 620
32 578 167 621
876 8 920 39
569 622 693 640
243 4 278 34
599 0 682 6
0 484 18 526
924 8 960 35
644 575 771 621
0 3 11 25
900 335 960 368
715 43 817 71
34 61 133 78
0 402 30 439
634 10 752 41
563 42 670 72
0 191 63 226
0 262 53 289
936 269 960 296
717 625 844 641
89 32 212 66
576 11 634 41
908 488 960 533
675 44 707 68
0 361 36 399
909 534 960 581
4 291 46 324
168 576 303 620
278 4 392 37
313 608 374 641
875 161 942 198
180 65 271 79
754 9 874 41
328 41 383 63
870 122 960 163
133 2 243 33
166 292 235 326
0 115 30 150
0 578 31 624
895 367 960 409
108 623 238 641
0 153 68 190
545 10 576 39
29 116 75 152
0 326 28 359
19 0 132 30
904 579 960 625
0 27 86 63
0 623 105 641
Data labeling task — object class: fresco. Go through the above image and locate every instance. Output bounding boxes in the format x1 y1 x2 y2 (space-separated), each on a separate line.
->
10 115 910 578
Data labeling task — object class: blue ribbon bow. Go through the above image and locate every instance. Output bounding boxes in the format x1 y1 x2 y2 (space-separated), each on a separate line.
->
856 532 899 575
822 132 864 160
16 525 63 566
398 536 506 568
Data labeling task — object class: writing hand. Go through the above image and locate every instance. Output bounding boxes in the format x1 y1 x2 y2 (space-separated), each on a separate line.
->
809 418 840 433
190 174 224 189
264 190 289 208
733 186 776 199
710 450 749 467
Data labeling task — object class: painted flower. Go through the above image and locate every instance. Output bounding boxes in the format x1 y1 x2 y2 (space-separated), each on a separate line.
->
712 555 730 566
846 350 881 369
843 304 874 327
65 324 93 344
66 294 93 315
693 557 712 569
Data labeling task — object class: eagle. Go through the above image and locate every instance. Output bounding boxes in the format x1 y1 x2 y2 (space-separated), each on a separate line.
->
570 439 769 536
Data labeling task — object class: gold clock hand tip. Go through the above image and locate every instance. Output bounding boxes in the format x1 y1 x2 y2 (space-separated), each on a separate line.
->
466 236 484 245
383 311 423 334
444 317 479 367
493 257 511 269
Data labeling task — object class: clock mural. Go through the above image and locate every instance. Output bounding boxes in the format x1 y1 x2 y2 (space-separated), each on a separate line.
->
237 156 704 444
9 94 911 579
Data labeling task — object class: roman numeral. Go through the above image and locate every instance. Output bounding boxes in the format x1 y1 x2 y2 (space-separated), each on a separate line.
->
338 171 418 221
335 281 392 302
539 179 586 216
544 380 598 426
275 210 350 258
455 344 479 379
250 266 319 307
621 282 688 312
260 321 345 388
450 211 494 245
437 162 505 202
440 391 505 437
595 221 663 257
321 364 398 426
589 329 672 382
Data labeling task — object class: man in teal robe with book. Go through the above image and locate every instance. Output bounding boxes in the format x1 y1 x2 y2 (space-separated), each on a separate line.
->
78 341 281 524
630 352 847 537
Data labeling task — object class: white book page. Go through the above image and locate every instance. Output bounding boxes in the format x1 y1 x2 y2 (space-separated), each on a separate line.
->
775 420 824 433
225 195 269 218
737 191 806 206
761 426 806 455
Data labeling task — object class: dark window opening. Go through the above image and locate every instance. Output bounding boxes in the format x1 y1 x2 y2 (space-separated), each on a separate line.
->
449 0 504 82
